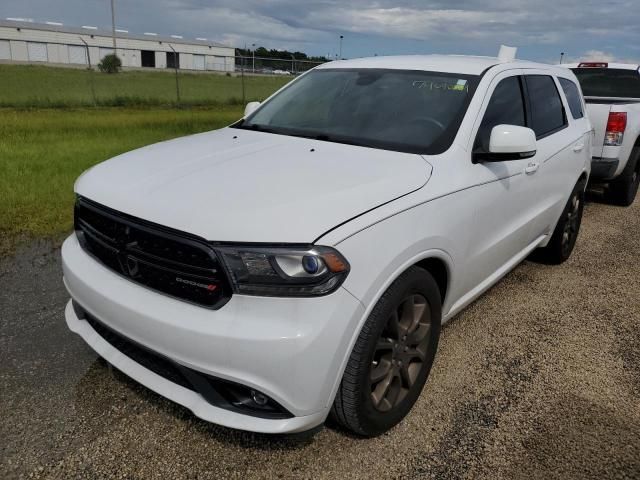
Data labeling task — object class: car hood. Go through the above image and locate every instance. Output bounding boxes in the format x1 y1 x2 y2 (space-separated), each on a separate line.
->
75 128 432 243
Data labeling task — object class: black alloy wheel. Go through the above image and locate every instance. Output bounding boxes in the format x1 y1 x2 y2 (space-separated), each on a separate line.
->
331 266 441 437
533 180 586 265
607 147 640 206
370 294 432 412
561 191 582 259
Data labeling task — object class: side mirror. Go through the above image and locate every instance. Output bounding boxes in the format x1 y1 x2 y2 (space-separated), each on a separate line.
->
474 124 537 162
244 101 261 117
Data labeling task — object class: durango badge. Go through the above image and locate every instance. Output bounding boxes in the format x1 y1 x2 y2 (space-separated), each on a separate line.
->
175 277 217 291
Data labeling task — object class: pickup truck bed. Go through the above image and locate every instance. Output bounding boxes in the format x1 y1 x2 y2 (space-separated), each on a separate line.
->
584 99 640 179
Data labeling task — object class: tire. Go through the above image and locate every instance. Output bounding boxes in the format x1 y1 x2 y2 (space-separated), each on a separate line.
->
535 180 586 265
331 266 441 437
606 147 640 207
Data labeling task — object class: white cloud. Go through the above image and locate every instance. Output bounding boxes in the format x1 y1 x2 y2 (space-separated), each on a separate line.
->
165 2 333 49
1 0 639 60
306 8 512 39
564 50 639 64
581 50 618 62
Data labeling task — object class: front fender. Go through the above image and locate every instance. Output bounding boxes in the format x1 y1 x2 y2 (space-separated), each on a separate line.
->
321 191 478 408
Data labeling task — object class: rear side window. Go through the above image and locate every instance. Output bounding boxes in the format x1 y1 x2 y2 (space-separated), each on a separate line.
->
571 68 640 98
525 75 566 138
474 76 526 152
559 78 584 119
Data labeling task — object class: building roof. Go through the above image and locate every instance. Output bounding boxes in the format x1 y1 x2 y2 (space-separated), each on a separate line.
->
0 19 232 49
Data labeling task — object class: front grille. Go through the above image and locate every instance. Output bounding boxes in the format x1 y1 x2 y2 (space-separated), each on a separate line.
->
80 307 292 419
74 196 231 308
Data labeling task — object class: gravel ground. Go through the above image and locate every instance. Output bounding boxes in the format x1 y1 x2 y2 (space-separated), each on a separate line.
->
1 196 639 480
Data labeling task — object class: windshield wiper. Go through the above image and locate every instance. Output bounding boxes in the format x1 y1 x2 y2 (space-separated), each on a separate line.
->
233 123 377 149
233 122 279 134
307 133 376 149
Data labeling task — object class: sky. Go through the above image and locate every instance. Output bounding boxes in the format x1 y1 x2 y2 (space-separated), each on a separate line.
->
2 0 639 63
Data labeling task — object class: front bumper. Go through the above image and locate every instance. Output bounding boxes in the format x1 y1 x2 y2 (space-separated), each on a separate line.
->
62 234 365 433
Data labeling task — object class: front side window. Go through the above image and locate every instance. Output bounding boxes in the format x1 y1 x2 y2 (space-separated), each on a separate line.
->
525 75 567 138
474 76 526 152
559 78 584 119
235 69 479 155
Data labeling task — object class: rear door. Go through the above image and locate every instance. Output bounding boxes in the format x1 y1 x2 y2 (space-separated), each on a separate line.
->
559 76 593 165
522 72 586 237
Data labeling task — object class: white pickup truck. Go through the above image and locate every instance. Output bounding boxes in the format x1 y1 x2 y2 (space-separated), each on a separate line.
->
566 62 640 205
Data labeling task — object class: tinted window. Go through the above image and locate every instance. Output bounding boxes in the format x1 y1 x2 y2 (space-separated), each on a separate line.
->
559 78 584 119
525 75 566 138
474 76 525 152
236 69 479 155
571 68 640 98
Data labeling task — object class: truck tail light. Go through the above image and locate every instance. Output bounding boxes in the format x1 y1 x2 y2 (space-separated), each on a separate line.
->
604 112 627 146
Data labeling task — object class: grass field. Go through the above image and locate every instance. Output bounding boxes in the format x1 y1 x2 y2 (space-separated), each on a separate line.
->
0 106 244 252
0 64 291 108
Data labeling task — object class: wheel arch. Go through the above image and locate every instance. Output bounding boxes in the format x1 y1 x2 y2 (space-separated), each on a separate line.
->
632 136 640 168
579 170 589 184
327 248 454 409
326 249 454 410
414 256 449 306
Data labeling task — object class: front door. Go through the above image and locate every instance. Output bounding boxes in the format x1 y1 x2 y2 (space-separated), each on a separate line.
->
459 71 541 297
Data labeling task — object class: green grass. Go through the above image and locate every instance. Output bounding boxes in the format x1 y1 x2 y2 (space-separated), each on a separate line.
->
0 64 291 108
0 106 244 252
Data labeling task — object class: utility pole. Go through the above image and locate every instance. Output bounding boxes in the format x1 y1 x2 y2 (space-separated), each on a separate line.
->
169 44 180 105
339 35 344 59
252 43 256 73
241 54 245 105
110 0 117 51
79 37 96 105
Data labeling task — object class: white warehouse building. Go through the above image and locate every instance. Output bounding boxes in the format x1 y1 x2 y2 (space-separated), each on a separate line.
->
0 19 236 72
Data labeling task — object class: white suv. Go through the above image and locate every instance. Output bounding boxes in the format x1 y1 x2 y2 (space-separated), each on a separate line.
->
62 54 591 437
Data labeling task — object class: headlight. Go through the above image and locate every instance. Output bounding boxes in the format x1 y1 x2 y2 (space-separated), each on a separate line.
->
214 245 350 297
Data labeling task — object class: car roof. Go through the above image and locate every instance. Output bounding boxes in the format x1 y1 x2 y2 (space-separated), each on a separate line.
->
564 62 640 71
315 54 563 76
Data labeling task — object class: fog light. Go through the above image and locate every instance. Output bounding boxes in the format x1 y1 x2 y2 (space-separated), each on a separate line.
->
251 390 269 406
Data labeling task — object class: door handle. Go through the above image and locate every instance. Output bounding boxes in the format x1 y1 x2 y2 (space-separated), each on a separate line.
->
572 144 584 152
525 162 539 175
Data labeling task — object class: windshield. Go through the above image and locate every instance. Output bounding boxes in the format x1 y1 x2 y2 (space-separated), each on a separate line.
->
571 68 640 98
234 68 479 154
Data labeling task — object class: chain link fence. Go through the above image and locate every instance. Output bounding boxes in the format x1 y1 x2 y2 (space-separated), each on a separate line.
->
235 54 324 76
0 55 327 109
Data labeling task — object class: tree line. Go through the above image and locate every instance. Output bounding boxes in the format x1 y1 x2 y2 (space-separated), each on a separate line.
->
235 47 330 73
